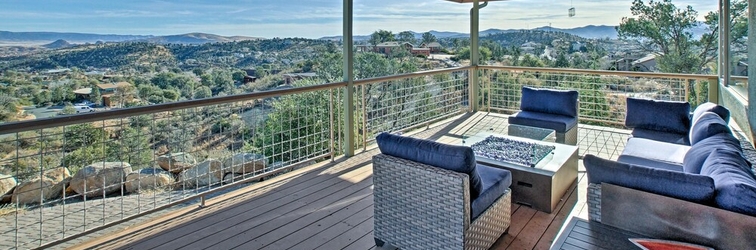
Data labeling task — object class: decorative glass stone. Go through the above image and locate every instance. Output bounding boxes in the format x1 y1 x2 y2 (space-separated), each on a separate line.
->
470 135 556 167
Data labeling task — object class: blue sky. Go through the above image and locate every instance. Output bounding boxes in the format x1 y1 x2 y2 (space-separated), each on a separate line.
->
0 0 719 38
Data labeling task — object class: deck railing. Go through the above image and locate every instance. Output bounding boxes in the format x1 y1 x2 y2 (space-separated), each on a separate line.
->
479 66 718 126
0 66 735 248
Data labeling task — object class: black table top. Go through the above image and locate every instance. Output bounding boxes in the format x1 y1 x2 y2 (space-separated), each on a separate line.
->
551 217 647 250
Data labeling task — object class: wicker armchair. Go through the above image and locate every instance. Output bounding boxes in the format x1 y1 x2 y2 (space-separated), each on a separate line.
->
372 133 512 250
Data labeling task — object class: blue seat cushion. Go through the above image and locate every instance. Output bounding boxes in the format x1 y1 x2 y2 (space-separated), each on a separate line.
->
508 111 578 133
618 138 688 172
520 86 579 118
689 112 731 145
692 102 730 124
625 97 690 134
375 132 483 200
631 129 689 145
471 164 512 220
683 133 742 174
701 148 756 216
585 154 715 203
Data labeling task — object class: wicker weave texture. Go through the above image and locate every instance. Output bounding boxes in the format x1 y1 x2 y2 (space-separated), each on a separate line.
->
373 154 469 249
464 191 511 250
373 154 511 250
587 183 601 222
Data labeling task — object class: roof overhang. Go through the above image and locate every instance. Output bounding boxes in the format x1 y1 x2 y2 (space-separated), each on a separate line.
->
444 0 506 2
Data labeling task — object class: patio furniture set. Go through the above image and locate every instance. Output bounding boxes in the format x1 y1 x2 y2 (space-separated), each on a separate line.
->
584 98 756 250
372 86 579 249
370 86 756 250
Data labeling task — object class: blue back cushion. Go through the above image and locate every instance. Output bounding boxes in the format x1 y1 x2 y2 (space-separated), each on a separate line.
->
584 154 715 203
689 112 731 145
375 133 483 200
625 98 690 134
692 102 730 124
520 86 579 118
701 148 756 216
683 133 741 174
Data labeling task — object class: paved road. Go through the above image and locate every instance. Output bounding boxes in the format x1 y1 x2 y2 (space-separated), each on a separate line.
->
23 105 62 119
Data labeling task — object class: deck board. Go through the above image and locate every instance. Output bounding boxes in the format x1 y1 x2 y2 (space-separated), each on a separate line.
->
72 113 625 250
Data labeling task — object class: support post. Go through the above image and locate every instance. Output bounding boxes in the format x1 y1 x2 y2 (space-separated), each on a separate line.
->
747 0 756 141
469 0 480 111
718 0 731 87
343 0 355 156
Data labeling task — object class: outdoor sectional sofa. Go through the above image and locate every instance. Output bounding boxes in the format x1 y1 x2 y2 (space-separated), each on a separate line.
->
584 98 756 250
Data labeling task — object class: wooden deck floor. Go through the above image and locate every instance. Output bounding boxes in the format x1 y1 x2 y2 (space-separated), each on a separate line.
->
73 112 629 250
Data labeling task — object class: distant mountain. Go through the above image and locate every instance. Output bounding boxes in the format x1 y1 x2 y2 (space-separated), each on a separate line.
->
0 31 152 44
320 25 620 41
0 31 263 45
43 39 73 49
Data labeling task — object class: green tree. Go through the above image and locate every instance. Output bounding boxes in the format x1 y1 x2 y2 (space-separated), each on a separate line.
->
369 30 395 46
194 86 212 99
90 85 102 105
397 31 417 44
554 53 569 68
617 0 747 73
421 32 437 44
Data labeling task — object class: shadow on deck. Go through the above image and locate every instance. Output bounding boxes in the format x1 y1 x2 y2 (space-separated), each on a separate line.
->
73 112 632 250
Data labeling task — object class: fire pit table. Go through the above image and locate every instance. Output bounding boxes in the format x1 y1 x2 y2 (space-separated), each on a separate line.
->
463 130 578 213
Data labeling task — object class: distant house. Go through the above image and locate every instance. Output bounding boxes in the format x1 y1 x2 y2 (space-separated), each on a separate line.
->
420 42 443 53
243 75 257 83
374 42 430 57
96 81 133 107
283 73 317 85
44 68 71 75
631 54 657 72
245 68 257 77
73 87 92 99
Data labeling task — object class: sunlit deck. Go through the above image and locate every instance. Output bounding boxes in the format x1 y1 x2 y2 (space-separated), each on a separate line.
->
72 112 634 249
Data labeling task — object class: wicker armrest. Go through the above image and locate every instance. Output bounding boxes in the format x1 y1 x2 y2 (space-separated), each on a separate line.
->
373 153 470 249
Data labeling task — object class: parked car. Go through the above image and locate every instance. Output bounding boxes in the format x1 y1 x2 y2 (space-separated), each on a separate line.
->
74 106 95 113
74 100 95 107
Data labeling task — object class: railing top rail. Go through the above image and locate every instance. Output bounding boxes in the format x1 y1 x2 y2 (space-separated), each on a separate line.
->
0 81 347 135
478 65 720 80
352 66 472 86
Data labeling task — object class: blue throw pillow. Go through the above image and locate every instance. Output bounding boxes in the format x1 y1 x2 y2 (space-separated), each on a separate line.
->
625 97 690 134
701 148 756 216
692 102 730 124
375 132 483 200
689 112 732 145
520 86 579 118
683 133 741 174
584 154 715 203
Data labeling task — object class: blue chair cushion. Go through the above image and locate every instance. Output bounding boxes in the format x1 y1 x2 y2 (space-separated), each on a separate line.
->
683 133 742 174
471 164 512 220
520 86 579 118
631 129 689 145
508 111 578 133
701 148 756 216
375 132 483 200
618 138 688 172
584 154 715 203
689 112 731 145
625 97 690 134
692 102 730 124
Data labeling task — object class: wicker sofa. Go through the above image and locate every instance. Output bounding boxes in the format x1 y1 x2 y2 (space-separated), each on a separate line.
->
373 133 512 250
508 86 579 145
584 98 756 250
